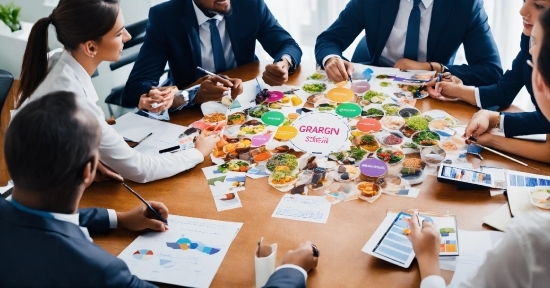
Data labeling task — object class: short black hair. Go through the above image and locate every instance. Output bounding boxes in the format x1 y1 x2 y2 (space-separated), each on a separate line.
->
539 8 550 87
5 91 101 211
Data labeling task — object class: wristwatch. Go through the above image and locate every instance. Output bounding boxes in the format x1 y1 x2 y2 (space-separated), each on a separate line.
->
172 89 190 110
439 63 450 74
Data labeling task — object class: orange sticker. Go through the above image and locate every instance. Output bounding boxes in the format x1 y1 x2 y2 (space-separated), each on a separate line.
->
274 126 298 141
357 118 381 132
327 88 354 103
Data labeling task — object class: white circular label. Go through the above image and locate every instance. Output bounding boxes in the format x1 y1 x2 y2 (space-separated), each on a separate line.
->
290 112 350 155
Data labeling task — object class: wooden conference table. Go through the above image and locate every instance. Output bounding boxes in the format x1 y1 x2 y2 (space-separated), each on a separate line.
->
78 62 548 288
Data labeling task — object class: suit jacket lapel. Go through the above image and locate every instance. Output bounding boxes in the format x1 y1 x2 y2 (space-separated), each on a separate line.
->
181 0 202 79
225 7 241 65
374 0 401 62
427 0 454 59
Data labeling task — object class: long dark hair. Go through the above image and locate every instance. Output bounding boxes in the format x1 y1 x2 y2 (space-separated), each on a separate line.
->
17 0 120 108
539 8 550 88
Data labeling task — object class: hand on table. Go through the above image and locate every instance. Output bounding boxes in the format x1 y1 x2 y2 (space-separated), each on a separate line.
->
393 58 431 71
194 133 221 157
464 109 500 139
138 87 174 113
263 59 290 86
427 76 464 101
195 75 243 104
94 161 123 182
282 241 319 272
117 201 169 232
406 212 441 279
324 57 354 83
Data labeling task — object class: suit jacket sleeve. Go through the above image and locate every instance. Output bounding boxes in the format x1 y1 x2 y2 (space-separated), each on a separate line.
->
263 268 306 288
447 0 502 86
477 49 525 109
122 7 171 108
79 208 111 234
314 0 365 67
255 0 302 69
503 111 550 137
103 258 158 288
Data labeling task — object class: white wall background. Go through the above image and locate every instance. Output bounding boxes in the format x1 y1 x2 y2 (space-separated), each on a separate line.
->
0 0 532 115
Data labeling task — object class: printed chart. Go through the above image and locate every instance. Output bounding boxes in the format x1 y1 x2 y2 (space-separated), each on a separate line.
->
133 249 154 261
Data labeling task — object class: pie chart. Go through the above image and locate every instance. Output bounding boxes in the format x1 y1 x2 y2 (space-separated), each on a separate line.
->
133 249 154 261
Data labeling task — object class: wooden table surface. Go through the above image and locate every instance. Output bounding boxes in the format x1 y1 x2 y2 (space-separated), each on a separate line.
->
77 61 548 288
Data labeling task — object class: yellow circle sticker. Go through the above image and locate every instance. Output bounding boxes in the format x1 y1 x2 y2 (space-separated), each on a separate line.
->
327 88 354 103
274 126 298 141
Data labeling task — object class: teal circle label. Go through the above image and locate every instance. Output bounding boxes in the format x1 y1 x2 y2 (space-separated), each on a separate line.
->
261 111 285 126
335 103 362 118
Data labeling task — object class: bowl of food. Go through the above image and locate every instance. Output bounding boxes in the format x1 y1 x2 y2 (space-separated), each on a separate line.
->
307 72 327 81
268 170 298 188
352 133 380 152
317 103 337 112
398 107 421 118
439 138 465 153
240 120 266 135
380 131 404 146
307 94 329 106
202 112 227 124
399 157 425 185
361 104 386 119
375 147 405 165
382 103 400 116
247 105 270 119
357 182 382 203
530 186 550 209
363 90 388 104
217 159 250 173
266 153 299 174
227 112 247 126
411 131 440 147
400 125 417 138
301 80 327 94
420 147 447 167
405 116 430 131
328 147 368 165
429 119 456 137
380 116 405 131
334 165 360 182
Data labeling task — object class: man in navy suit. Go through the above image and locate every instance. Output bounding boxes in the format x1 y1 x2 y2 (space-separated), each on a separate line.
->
315 0 502 88
0 92 316 287
122 0 302 113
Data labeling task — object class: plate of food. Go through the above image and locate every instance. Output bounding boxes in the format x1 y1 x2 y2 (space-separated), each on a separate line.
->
217 159 250 173
307 72 327 81
306 94 329 106
301 80 327 94
363 90 388 104
247 105 270 119
351 132 380 152
382 103 400 116
250 146 272 163
266 153 299 174
317 103 337 112
362 104 386 119
202 112 226 124
411 131 441 147
429 119 457 137
222 138 252 154
400 125 417 138
398 107 421 118
405 115 430 131
380 116 405 131
375 147 405 165
268 169 298 188
423 110 459 125
227 112 247 126
334 165 360 182
399 157 425 185
438 136 466 152
328 147 368 165
397 84 429 99
240 120 266 135
378 131 404 146
530 187 550 209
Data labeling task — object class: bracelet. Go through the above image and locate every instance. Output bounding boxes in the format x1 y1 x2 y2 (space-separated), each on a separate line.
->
428 62 434 71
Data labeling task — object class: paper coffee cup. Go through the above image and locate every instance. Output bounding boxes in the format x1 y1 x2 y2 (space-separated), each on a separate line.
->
254 243 277 288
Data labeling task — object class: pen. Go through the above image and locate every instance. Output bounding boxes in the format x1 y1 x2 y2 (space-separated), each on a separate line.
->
311 243 319 257
197 66 229 80
348 75 353 84
159 145 181 154
122 183 168 225
133 132 152 148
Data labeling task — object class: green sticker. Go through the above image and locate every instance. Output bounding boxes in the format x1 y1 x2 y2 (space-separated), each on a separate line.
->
335 103 362 118
261 111 285 126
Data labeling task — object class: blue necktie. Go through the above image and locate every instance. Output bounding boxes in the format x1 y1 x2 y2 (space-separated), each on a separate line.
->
403 0 422 61
208 19 227 73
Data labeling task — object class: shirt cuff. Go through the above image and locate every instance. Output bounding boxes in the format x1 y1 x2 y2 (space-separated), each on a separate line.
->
474 87 482 108
420 275 446 288
500 114 505 131
275 264 307 282
170 85 201 111
281 54 294 68
322 54 341 69
107 209 117 229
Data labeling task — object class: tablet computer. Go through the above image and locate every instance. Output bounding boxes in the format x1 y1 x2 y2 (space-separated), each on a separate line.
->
438 164 506 189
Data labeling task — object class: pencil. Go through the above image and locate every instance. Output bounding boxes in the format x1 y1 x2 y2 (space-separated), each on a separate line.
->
122 183 168 225
133 132 152 148
196 66 230 80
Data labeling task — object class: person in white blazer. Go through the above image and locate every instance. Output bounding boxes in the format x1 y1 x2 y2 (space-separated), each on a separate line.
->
15 0 218 183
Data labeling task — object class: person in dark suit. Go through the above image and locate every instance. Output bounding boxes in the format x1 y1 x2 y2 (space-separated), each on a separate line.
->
0 91 317 287
122 0 302 113
434 0 550 137
315 0 502 88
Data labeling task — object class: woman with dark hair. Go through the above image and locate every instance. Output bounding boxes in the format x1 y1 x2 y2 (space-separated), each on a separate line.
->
410 9 550 288
15 0 218 183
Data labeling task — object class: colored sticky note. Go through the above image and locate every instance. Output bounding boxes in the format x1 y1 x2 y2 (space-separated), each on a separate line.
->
261 111 285 126
275 126 298 141
357 118 381 132
327 88 354 103
335 103 362 118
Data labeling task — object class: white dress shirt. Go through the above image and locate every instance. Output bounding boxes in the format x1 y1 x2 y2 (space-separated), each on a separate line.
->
192 0 237 73
323 0 434 67
14 50 204 183
421 212 550 288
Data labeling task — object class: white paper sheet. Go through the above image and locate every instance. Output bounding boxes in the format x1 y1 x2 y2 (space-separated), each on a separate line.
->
506 170 550 216
117 215 242 288
271 194 331 224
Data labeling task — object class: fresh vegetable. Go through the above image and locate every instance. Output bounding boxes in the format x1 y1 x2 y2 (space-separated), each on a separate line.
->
364 90 387 103
307 73 325 80
248 105 269 118
382 104 400 116
376 148 404 164
412 131 440 146
302 83 327 93
217 160 249 173
405 116 429 131
362 108 384 117
401 142 419 149
266 154 298 172
227 112 246 125
361 134 376 146
318 103 336 111
349 147 367 160
380 81 392 87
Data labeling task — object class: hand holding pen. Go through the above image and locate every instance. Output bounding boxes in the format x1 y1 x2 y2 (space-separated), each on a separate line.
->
195 67 243 103
324 57 355 83
121 183 169 232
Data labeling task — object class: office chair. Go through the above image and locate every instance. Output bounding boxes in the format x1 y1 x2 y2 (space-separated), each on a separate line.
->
0 70 14 113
